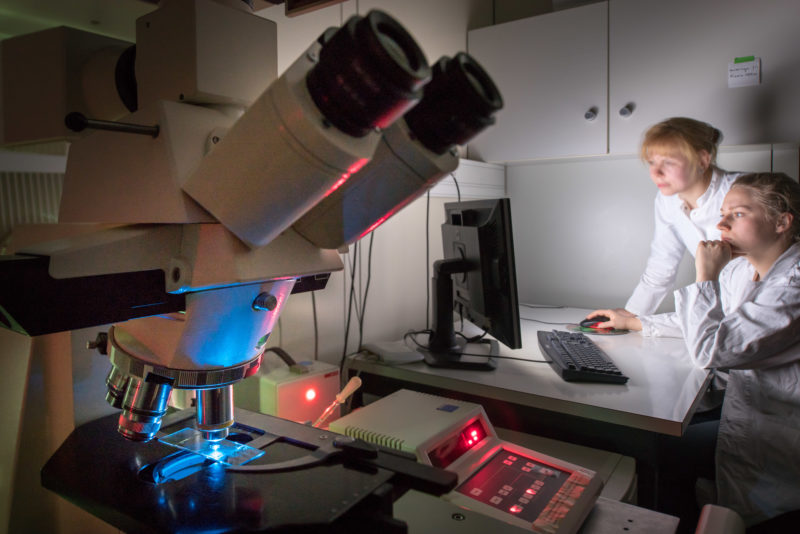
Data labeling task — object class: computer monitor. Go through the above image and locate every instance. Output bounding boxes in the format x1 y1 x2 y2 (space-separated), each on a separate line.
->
422 198 522 370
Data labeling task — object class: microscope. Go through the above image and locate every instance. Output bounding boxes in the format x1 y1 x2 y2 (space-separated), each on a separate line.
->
0 0 502 531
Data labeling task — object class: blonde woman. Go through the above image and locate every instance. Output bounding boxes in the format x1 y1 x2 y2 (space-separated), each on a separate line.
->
627 117 745 315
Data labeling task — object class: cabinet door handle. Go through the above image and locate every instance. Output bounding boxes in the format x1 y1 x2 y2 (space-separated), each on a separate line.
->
619 102 636 118
584 107 598 121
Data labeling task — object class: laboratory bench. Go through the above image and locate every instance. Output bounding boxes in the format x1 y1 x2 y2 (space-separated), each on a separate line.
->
346 305 712 511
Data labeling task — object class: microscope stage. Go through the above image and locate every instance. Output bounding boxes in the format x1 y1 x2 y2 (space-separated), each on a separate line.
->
42 408 453 533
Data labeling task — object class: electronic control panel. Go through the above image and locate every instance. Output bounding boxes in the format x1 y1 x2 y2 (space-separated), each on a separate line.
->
330 389 602 533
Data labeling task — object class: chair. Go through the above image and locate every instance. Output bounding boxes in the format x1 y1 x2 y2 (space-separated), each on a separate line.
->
694 504 745 534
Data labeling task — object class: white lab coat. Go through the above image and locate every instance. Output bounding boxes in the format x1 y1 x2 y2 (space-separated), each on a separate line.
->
626 169 745 315
639 243 800 526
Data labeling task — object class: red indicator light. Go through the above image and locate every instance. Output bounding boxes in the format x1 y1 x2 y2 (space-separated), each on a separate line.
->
509 505 523 514
460 421 486 451
305 389 316 401
358 214 390 239
347 158 369 175
325 174 350 197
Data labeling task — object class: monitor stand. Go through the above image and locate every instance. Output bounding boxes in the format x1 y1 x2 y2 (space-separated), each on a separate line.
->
421 337 498 371
423 258 498 371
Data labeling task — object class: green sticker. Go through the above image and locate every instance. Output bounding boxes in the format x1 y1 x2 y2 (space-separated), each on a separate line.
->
734 56 755 63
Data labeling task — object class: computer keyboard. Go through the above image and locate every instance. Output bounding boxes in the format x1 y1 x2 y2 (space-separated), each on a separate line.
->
537 330 629 384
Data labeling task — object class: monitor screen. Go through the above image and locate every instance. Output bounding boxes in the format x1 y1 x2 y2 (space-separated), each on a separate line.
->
421 198 521 370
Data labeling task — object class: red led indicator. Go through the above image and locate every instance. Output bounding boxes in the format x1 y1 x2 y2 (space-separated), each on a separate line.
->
509 505 523 514
460 421 486 450
305 389 316 401
358 214 390 239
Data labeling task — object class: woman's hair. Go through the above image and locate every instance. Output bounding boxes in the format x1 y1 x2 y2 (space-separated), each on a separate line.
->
732 172 800 242
640 117 722 170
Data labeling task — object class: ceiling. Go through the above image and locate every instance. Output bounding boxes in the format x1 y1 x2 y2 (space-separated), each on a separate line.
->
0 0 603 42
0 0 289 42
0 0 156 42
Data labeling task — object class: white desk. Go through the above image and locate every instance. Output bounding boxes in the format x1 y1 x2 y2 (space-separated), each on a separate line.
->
347 305 712 509
351 305 711 436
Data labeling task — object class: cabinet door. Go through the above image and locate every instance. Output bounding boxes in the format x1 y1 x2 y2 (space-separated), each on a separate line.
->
610 0 800 154
467 2 608 162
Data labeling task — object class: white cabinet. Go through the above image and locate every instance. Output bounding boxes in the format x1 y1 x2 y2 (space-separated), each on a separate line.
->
609 0 800 154
467 2 608 162
469 0 800 162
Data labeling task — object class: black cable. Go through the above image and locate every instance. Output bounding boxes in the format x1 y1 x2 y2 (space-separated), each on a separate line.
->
521 317 570 326
451 172 462 202
340 242 359 372
457 330 488 343
311 291 318 360
425 189 431 330
263 346 297 366
351 242 362 324
357 232 375 352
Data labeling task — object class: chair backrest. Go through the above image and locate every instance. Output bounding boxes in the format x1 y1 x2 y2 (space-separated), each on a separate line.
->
694 504 745 534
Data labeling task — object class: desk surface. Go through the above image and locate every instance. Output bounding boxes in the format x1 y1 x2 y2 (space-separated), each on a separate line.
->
350 306 711 437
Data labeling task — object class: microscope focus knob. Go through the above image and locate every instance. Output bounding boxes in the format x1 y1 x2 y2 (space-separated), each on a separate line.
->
253 293 278 311
87 331 109 354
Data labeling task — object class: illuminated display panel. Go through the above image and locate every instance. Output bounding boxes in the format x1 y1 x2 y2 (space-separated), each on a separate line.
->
456 449 571 524
427 419 487 469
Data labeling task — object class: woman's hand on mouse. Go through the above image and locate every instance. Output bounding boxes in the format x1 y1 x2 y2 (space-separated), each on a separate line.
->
587 308 642 331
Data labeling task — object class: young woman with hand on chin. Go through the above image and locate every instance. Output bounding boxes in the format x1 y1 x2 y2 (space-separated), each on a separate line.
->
590 173 800 530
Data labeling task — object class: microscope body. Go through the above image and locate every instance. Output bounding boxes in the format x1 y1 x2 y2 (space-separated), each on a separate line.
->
1 0 504 529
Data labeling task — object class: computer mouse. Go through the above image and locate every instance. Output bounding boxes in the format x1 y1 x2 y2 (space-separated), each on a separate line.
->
580 316 610 329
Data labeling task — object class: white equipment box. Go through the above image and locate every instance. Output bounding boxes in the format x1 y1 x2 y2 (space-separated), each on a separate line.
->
234 358 340 424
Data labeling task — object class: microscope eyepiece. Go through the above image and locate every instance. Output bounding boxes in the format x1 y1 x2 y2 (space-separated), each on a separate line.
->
306 9 431 137
404 52 503 154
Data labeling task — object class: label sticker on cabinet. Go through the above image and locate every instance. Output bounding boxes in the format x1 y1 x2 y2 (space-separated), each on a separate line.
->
728 56 760 88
